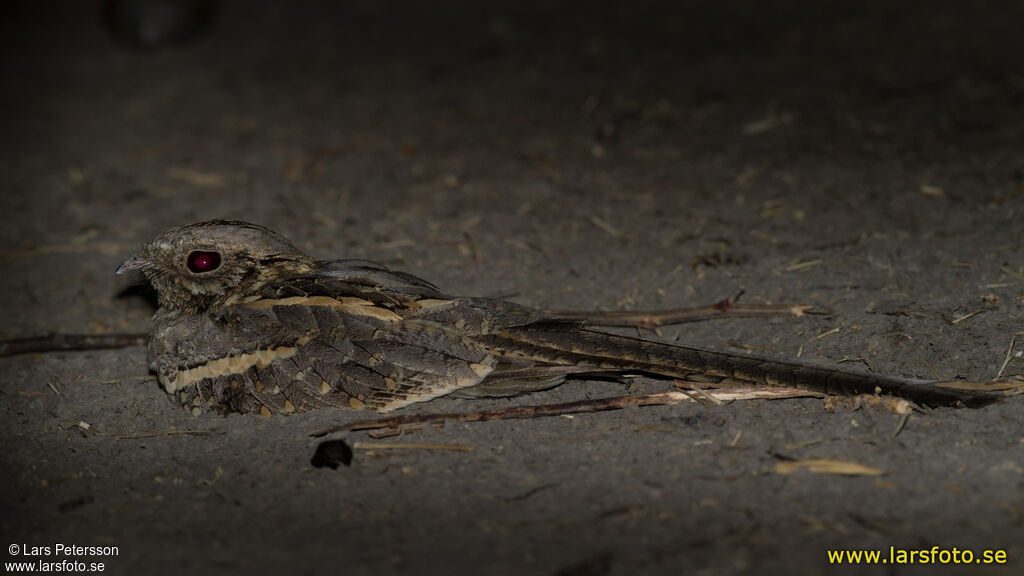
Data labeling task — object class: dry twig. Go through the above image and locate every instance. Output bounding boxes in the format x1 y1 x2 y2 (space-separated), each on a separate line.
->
1 295 819 355
0 333 146 356
547 297 820 328
312 384 821 438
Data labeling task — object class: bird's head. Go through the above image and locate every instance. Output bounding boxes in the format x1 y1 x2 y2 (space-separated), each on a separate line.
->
118 220 315 312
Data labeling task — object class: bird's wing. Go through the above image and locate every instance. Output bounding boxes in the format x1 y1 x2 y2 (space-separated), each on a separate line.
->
308 259 451 302
158 293 497 414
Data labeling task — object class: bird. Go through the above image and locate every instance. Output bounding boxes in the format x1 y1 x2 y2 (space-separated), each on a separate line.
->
117 219 998 416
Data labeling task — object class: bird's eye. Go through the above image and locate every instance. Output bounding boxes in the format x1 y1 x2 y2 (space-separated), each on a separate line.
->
186 251 222 273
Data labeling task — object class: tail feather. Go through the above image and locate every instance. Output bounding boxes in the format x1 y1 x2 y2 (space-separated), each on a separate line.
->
475 323 1001 408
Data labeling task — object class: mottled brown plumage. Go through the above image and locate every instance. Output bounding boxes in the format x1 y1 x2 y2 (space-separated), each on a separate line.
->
118 220 998 415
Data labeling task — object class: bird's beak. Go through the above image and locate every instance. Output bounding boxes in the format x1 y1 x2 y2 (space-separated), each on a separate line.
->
116 256 152 275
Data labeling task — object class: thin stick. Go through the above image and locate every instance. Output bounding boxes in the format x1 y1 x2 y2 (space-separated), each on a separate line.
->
0 333 146 357
0 297 818 356
352 442 473 452
310 385 823 437
106 429 223 439
547 299 820 328
996 333 1016 379
311 392 693 437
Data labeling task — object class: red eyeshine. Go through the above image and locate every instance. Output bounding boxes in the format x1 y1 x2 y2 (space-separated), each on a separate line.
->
187 251 221 273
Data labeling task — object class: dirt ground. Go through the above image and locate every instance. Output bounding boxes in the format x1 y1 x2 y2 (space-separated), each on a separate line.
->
2 1 1022 574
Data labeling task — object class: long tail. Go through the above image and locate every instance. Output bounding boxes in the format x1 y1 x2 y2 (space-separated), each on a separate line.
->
475 322 1002 408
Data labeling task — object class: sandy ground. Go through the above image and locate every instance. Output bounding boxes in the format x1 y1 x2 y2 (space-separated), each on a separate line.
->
1 1 1022 574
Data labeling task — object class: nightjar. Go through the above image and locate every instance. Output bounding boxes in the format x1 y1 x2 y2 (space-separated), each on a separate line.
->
117 220 996 415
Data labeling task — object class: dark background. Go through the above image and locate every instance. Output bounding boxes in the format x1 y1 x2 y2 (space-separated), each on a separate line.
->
1 1 1022 574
